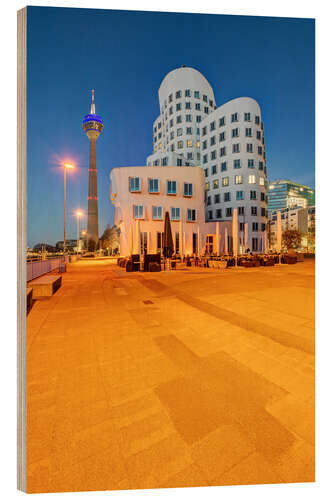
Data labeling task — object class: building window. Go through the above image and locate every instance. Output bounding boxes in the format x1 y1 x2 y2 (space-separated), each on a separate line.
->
236 191 244 200
222 176 229 187
184 183 193 197
251 206 257 216
221 161 227 172
235 175 242 185
194 90 200 99
250 190 257 200
238 206 245 215
185 89 191 97
176 103 181 111
177 140 183 149
133 205 144 219
245 128 252 137
252 222 259 231
256 130 261 140
210 121 216 131
211 150 216 160
209 99 214 107
185 102 191 109
187 139 193 147
261 192 265 201
167 180 177 195
171 207 180 220
129 176 141 192
258 146 263 155
186 127 192 135
207 195 211 205
214 194 220 204
176 90 181 99
247 143 253 153
224 192 231 202
261 208 266 216
259 177 265 186
186 114 192 122
231 113 239 122
187 209 196 221
259 161 264 170
177 158 182 166
239 222 244 231
152 206 163 220
261 223 266 231
232 128 239 137
202 140 207 150
220 147 226 157
211 165 217 175
244 112 251 121
234 159 241 169
232 143 240 153
203 154 208 164
162 157 168 166
203 94 208 102
210 136 216 146
196 140 200 147
169 119 173 128
195 103 200 110
202 126 207 136
204 168 208 178
187 152 193 160
216 209 222 218
208 210 213 220
176 115 182 124
226 207 232 217
248 159 254 168
168 94 173 103
169 106 173 115
255 116 260 125
177 128 182 136
252 237 258 251
204 106 209 114
249 175 256 184
148 178 160 193
219 132 225 141
196 116 201 123
213 179 219 189
170 144 175 152
219 116 225 127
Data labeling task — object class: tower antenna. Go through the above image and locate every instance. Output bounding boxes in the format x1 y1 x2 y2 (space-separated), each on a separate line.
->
90 89 96 114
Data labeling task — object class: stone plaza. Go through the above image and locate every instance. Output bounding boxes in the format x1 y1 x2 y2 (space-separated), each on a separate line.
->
27 259 315 493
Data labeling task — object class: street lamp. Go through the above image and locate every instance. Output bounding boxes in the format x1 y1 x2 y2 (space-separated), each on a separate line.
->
63 163 74 253
75 210 83 254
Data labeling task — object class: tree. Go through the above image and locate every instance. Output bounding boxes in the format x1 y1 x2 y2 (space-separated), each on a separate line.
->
282 229 302 251
100 224 120 254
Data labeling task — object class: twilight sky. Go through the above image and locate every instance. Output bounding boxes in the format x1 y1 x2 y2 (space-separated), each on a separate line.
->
27 6 315 247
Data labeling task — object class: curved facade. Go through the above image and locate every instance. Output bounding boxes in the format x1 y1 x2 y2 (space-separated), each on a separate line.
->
201 97 268 252
147 66 216 168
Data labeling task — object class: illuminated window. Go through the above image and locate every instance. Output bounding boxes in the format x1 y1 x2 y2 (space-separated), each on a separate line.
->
259 177 265 186
152 206 163 220
186 140 192 147
249 175 256 184
222 177 229 187
197 140 200 148
205 182 210 190
177 141 183 149
235 175 242 184
213 179 219 189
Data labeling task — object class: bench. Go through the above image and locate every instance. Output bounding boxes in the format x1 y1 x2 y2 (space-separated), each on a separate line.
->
26 287 33 313
29 275 62 299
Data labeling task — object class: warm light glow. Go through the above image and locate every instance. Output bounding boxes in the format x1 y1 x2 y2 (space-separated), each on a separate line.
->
64 163 74 169
76 210 83 217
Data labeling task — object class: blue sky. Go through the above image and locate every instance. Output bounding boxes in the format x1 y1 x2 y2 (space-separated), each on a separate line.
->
27 6 315 247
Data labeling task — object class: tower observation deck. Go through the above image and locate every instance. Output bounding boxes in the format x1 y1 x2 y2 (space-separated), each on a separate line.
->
82 90 104 248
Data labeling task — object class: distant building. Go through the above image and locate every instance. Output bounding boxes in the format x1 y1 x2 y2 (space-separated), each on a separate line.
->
267 179 315 217
110 166 233 257
268 205 315 250
56 239 85 252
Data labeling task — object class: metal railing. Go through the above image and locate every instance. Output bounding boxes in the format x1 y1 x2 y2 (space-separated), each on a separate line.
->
27 256 67 282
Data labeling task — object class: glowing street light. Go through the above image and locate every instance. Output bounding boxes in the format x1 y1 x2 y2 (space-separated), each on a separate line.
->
63 163 74 253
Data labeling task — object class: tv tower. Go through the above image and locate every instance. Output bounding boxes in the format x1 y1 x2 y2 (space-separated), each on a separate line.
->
82 89 104 248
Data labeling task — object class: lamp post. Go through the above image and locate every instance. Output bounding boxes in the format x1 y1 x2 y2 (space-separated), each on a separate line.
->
63 163 74 254
75 211 83 254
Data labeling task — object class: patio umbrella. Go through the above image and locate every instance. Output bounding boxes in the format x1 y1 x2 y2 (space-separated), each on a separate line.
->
162 211 174 258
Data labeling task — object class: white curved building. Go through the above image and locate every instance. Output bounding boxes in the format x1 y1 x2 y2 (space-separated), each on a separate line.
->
146 66 268 252
147 65 216 168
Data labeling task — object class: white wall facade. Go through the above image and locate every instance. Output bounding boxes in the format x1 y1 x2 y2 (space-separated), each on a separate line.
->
201 97 268 252
110 166 231 257
147 66 216 167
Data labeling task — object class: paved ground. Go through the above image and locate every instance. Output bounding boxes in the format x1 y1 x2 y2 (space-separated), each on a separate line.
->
27 259 315 493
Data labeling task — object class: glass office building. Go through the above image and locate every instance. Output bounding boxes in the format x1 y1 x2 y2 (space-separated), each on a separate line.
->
267 180 315 217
